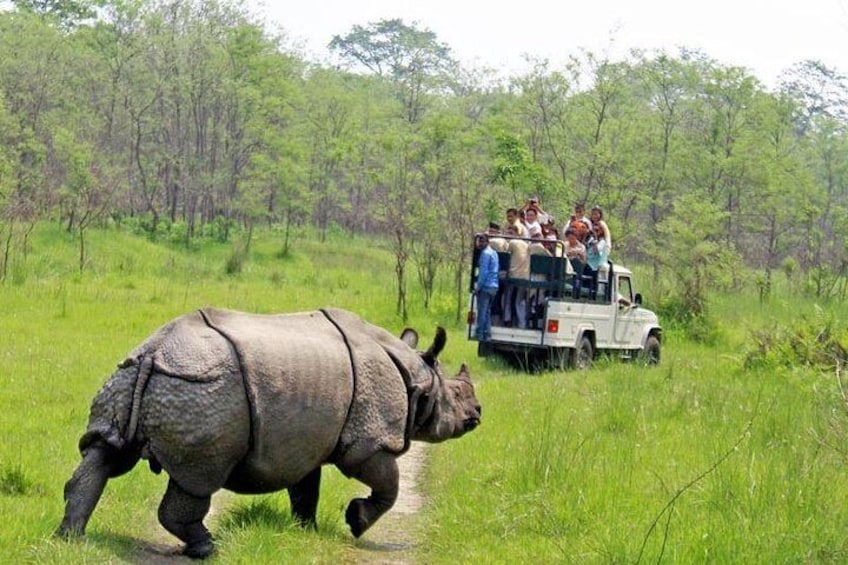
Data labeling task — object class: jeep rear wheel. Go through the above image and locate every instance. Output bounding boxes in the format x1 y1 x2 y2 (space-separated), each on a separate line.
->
477 341 494 358
572 336 594 370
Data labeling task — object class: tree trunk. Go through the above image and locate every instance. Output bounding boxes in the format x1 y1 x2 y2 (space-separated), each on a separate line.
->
394 229 408 322
78 227 87 274
1 224 11 283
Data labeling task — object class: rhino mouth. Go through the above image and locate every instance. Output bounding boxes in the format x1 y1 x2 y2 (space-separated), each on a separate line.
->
463 417 480 432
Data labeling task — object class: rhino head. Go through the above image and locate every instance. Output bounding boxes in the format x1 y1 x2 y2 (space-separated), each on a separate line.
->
400 327 482 443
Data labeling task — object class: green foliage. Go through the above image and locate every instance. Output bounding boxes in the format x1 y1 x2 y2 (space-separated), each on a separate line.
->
421 347 848 563
11 0 96 29
647 194 742 318
744 305 848 369
225 238 249 275
1 6 847 321
656 293 722 344
491 132 541 203
0 462 40 496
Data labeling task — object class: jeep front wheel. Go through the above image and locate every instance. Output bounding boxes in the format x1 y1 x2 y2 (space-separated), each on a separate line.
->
641 335 661 365
572 336 594 370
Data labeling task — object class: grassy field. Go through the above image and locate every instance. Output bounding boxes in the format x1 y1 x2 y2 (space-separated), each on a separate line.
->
2 223 848 563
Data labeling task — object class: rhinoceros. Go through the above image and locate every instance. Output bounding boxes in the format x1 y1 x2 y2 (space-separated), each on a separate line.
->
57 307 481 558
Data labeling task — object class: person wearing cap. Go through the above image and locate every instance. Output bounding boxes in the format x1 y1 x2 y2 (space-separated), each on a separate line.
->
474 233 500 341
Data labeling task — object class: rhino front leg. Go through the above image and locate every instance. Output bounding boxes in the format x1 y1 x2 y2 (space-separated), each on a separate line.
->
158 479 214 559
340 451 399 538
288 467 321 528
56 446 113 538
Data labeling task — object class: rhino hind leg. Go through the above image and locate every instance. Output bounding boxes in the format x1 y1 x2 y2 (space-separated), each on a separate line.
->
57 445 120 538
340 451 399 538
158 479 214 559
288 467 321 528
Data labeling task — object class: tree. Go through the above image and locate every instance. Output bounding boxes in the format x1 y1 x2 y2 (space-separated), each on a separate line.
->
298 68 358 241
491 133 538 205
329 18 457 124
0 10 71 275
779 60 848 135
0 93 16 281
739 91 813 299
11 0 96 29
54 128 118 273
647 194 740 319
330 18 458 320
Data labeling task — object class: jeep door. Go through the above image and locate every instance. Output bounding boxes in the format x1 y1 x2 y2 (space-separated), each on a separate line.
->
613 275 641 346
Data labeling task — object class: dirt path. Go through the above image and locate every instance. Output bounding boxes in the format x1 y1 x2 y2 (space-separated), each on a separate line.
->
130 443 429 563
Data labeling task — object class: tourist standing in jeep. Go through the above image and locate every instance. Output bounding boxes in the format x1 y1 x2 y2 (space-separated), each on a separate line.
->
473 233 500 342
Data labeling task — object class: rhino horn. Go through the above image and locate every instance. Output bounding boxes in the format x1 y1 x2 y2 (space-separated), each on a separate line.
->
421 327 447 367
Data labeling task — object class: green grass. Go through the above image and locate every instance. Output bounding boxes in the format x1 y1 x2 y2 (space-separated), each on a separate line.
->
421 333 848 562
3 222 848 562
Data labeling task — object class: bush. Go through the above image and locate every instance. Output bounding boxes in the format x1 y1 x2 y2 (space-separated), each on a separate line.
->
656 294 721 345
0 463 38 496
225 241 249 275
744 305 848 369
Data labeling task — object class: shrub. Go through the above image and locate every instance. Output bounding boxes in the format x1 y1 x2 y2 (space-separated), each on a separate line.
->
656 294 721 345
0 462 38 496
744 305 848 369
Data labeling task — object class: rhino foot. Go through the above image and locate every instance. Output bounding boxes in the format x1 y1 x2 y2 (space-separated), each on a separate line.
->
54 523 83 539
345 498 370 538
183 539 215 560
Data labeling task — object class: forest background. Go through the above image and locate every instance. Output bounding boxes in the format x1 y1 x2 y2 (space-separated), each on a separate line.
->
1 0 848 329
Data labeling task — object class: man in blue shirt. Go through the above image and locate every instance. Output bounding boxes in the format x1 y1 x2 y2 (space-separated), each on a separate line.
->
474 233 500 341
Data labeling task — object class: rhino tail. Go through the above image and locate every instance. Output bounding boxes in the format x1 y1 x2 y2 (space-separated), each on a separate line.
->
77 355 153 469
124 355 154 445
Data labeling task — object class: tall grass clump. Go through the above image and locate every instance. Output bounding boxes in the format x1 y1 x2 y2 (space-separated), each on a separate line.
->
225 240 249 275
0 462 40 496
743 304 848 369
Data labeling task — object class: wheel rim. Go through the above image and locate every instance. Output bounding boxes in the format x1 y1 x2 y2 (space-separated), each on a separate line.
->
642 338 660 365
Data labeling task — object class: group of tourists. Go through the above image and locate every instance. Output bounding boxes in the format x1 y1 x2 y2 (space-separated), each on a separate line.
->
473 197 614 341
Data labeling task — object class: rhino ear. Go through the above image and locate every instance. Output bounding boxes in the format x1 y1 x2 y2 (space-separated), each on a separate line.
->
400 328 418 348
457 362 473 382
422 327 447 367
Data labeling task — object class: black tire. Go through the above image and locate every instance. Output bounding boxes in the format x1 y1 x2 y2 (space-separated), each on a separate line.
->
477 341 494 358
572 336 594 370
641 335 661 365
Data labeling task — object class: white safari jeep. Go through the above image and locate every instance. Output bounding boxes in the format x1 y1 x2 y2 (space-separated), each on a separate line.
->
467 235 662 370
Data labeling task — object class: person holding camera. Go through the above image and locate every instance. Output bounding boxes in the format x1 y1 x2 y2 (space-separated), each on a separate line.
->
520 196 551 225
